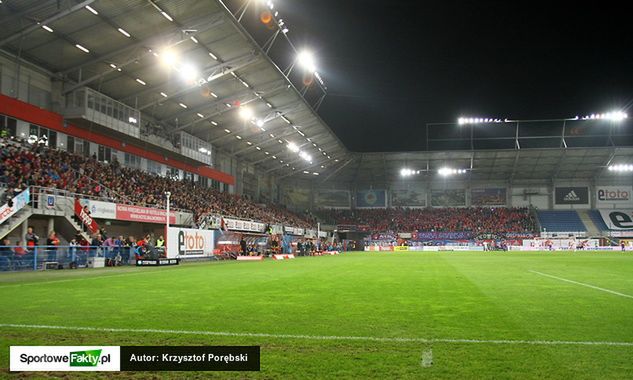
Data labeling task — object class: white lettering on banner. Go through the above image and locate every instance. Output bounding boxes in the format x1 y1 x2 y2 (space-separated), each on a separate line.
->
599 210 633 230
221 217 265 232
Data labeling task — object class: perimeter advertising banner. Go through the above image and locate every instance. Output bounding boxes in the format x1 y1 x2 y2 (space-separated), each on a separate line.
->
431 189 466 207
314 189 351 208
166 227 215 258
598 210 633 231
355 190 386 208
471 188 506 206
596 186 633 208
391 189 426 207
0 188 30 224
74 199 100 233
80 200 176 224
554 187 589 205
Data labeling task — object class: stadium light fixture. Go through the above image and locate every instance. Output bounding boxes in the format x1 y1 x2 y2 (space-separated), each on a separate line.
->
179 64 199 82
85 5 98 15
117 28 131 38
400 168 421 177
297 50 316 73
239 107 254 120
458 117 503 125
161 11 173 21
160 50 178 67
75 44 90 53
256 119 265 128
608 164 633 172
299 151 312 162
287 142 300 152
438 167 467 176
581 111 628 122
41 25 54 33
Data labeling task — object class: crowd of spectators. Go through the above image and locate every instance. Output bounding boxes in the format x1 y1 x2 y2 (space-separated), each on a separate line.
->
317 207 537 234
0 137 313 228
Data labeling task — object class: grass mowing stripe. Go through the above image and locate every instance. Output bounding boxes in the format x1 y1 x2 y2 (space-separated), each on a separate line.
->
529 270 633 299
2 323 633 347
0 260 240 288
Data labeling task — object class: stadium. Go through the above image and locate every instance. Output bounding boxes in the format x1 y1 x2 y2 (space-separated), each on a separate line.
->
1 0 632 378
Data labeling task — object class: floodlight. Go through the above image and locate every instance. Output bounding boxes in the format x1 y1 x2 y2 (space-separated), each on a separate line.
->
297 50 316 73
287 142 299 152
160 50 178 67
179 63 199 81
581 111 628 122
608 164 633 172
458 116 503 125
256 119 265 127
238 107 254 120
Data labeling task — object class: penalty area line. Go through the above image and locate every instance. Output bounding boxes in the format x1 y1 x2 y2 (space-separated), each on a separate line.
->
529 270 633 300
1 323 633 347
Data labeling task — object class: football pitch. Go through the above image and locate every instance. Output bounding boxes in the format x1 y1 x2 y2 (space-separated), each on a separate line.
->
1 251 633 379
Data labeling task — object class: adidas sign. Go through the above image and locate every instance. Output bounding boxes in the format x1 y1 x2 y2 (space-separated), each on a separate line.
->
564 190 580 202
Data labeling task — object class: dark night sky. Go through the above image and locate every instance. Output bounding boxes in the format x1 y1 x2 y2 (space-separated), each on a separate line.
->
270 1 633 152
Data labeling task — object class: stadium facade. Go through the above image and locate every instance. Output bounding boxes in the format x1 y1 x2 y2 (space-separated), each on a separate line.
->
1 0 632 266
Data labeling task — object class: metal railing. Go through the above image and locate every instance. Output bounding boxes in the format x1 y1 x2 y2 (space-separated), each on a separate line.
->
0 245 139 272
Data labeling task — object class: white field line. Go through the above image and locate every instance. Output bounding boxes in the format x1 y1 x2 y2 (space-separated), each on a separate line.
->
529 270 633 300
1 323 632 347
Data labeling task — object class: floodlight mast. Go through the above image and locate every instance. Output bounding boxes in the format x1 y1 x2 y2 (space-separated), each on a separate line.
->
165 191 171 257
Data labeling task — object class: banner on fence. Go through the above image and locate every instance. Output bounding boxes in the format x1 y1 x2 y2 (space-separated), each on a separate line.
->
599 209 633 231
0 188 30 224
74 198 100 234
80 200 176 224
166 227 215 258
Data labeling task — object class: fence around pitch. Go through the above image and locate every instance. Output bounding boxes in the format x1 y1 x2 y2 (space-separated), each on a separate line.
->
0 245 140 272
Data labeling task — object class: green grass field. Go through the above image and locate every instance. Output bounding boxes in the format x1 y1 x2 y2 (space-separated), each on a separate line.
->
2 251 633 379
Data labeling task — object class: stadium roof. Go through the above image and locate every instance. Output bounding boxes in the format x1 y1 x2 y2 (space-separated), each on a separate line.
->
0 0 350 177
1 1 632 184
326 146 633 185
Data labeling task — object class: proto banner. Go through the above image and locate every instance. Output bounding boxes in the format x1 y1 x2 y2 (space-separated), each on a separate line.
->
166 227 215 258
